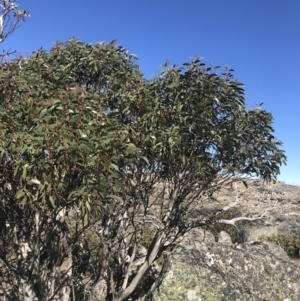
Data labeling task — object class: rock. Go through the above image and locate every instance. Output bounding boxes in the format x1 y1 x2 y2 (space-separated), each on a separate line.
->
180 228 216 246
151 229 300 301
217 231 232 245
261 241 290 261
236 226 278 243
275 213 300 234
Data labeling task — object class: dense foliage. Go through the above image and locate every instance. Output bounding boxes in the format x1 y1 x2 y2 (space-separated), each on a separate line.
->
0 39 286 300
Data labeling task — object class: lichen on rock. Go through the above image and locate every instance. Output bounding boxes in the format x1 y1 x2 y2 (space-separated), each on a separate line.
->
151 228 300 301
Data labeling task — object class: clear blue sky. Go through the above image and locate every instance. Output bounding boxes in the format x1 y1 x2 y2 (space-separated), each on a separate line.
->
2 0 300 185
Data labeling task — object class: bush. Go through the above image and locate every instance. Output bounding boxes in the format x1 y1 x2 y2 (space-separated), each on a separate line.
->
260 233 300 259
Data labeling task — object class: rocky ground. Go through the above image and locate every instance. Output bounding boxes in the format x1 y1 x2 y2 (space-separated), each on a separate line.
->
217 180 300 239
191 179 300 241
149 179 300 301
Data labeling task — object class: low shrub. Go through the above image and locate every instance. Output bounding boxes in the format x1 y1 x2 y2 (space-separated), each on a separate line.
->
259 232 300 259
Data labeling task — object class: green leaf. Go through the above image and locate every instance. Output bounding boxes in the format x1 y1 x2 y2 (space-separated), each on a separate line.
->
84 214 88 226
13 166 20 177
78 129 87 138
86 201 91 212
21 165 28 181
126 143 138 154
57 182 64 191
39 108 48 118
49 196 55 208
16 189 25 199
21 196 28 207
77 186 86 196
109 163 119 171
28 179 41 185
106 194 123 202
141 156 149 164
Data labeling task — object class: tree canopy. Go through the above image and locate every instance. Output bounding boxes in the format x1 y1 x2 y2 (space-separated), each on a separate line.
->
0 38 286 300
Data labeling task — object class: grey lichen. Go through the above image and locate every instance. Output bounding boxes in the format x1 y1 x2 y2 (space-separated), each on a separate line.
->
151 228 300 301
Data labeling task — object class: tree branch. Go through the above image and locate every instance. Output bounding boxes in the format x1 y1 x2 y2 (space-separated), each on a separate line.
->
188 182 278 229
121 243 137 290
114 231 165 301
217 204 277 227
0 1 29 44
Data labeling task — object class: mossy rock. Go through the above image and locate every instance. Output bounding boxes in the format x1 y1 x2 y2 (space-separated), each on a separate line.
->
151 228 300 301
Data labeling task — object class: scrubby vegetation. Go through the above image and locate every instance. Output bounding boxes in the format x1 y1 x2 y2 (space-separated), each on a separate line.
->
260 233 300 259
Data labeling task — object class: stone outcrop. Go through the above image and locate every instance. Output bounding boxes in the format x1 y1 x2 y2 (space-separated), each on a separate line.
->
148 181 300 301
151 228 300 301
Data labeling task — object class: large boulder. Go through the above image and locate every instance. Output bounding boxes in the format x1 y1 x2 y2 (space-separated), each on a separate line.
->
151 228 300 301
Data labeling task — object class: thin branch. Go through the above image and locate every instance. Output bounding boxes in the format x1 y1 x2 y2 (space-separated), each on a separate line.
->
114 231 165 301
214 181 240 216
0 1 30 44
217 204 277 227
121 244 137 290
187 183 278 229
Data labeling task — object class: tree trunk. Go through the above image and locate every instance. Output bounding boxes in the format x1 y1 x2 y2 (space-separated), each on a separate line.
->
52 208 72 301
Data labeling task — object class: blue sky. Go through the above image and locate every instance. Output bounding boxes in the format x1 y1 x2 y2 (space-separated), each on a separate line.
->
2 0 300 185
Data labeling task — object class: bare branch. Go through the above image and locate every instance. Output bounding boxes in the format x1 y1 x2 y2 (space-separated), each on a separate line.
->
188 182 278 230
0 1 30 44
115 231 165 301
218 182 240 213
121 244 137 290
217 204 278 227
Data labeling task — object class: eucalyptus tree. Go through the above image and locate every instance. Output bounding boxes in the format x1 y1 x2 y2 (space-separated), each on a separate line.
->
0 38 144 300
101 60 286 301
0 39 286 301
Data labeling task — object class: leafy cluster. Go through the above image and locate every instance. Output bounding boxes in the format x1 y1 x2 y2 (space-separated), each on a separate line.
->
0 39 142 218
